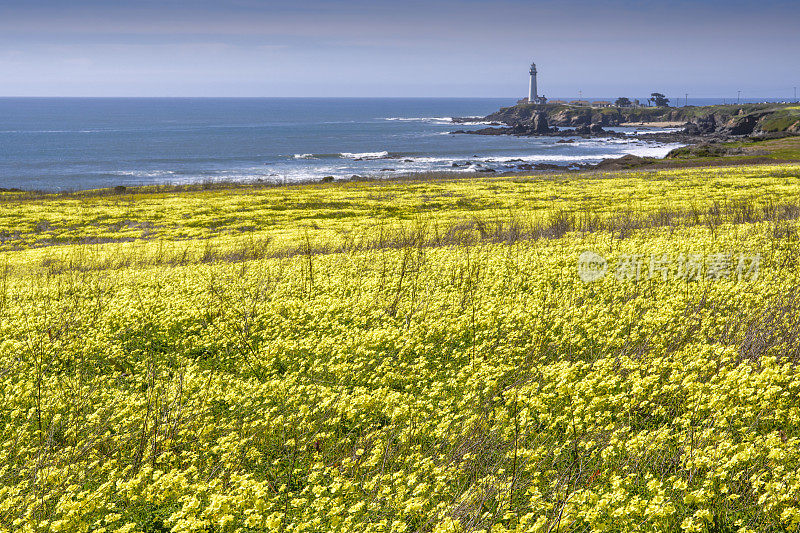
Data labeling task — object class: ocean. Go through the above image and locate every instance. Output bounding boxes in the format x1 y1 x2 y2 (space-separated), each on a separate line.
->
0 96 758 191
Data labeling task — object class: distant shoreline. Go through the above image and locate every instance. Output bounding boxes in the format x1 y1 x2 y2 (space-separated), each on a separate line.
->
4 136 799 198
619 121 686 127
2 99 797 192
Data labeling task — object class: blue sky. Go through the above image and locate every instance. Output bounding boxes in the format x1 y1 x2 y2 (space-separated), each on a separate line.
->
0 0 798 98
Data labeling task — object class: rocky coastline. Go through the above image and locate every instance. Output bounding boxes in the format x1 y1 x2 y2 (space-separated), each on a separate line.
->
449 102 800 172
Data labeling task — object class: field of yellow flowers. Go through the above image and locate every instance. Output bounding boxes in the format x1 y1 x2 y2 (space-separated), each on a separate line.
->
1 164 800 532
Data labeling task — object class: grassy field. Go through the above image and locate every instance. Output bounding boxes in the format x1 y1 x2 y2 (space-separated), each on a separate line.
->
665 137 800 163
2 163 800 532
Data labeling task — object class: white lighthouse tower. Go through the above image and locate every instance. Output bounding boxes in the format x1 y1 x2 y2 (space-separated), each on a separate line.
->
528 62 538 102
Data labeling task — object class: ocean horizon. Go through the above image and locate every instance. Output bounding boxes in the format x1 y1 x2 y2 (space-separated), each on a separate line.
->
0 96 786 191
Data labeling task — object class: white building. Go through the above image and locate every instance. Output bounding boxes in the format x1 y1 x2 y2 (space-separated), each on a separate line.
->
527 62 547 104
529 63 537 101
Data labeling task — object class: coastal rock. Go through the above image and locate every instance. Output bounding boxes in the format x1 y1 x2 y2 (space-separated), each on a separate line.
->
593 154 656 170
468 127 511 135
666 143 725 158
665 142 756 159
453 101 800 143
476 102 800 140
533 163 565 170
685 115 717 134
722 115 759 135
596 111 623 126
683 123 701 135
483 106 538 124
531 112 551 134
451 117 501 125
550 108 593 126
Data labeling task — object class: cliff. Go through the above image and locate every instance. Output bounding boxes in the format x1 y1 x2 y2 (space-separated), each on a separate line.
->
475 102 800 136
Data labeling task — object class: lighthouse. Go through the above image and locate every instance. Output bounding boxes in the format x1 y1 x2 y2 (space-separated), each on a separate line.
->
528 62 538 102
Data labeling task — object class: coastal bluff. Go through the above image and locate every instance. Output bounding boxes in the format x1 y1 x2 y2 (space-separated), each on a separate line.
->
454 102 800 137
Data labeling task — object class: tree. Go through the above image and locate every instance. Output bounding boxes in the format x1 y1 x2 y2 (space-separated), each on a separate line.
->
615 97 632 107
649 93 670 107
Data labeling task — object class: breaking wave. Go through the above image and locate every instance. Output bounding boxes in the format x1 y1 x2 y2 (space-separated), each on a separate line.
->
383 117 454 125
339 151 390 160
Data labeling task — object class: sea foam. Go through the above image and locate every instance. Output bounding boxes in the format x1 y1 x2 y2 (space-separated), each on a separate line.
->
383 117 453 125
339 151 389 159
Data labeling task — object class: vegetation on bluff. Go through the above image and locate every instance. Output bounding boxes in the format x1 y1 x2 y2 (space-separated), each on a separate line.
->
485 102 800 134
1 164 800 532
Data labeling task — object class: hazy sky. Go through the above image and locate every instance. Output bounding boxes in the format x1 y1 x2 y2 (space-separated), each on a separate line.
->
1 0 798 98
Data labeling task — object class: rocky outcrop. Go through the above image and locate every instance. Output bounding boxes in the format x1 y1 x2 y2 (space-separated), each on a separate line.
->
666 143 737 158
452 127 510 135
573 124 594 134
720 115 759 135
592 154 658 170
454 111 552 136
665 141 773 159
550 108 594 126
507 111 552 133
531 112 551 133
457 102 799 140
691 115 718 134
482 105 539 125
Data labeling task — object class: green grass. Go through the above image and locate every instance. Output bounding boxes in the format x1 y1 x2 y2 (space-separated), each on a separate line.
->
759 111 800 132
